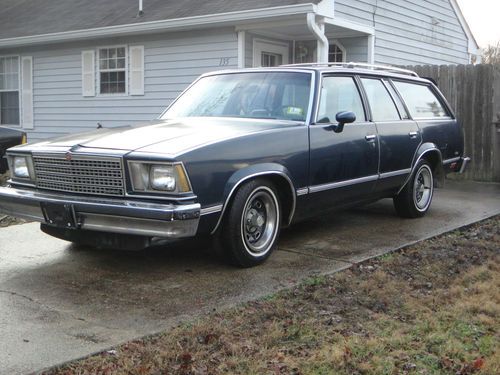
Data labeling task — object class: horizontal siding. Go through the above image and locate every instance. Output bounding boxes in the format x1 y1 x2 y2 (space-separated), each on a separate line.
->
335 0 469 65
13 28 238 142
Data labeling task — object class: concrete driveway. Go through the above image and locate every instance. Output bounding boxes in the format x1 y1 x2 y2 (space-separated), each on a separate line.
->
0 180 498 374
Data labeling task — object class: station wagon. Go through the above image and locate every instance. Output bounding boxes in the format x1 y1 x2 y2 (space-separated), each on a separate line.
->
0 63 469 267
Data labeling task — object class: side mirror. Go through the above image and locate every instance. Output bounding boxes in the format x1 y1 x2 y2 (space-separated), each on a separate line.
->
333 111 356 133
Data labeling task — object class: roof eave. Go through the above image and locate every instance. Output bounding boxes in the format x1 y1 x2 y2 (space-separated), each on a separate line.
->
449 0 480 53
0 3 317 48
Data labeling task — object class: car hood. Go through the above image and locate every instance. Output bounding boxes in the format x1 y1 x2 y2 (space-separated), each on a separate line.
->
27 118 301 156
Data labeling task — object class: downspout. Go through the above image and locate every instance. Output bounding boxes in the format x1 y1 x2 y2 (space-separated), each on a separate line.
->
306 12 328 63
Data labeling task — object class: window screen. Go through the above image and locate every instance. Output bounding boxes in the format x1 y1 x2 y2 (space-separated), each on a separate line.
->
317 76 365 124
393 81 448 119
99 47 126 94
361 78 400 121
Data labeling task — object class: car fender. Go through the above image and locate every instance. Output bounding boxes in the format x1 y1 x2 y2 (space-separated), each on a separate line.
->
211 163 297 234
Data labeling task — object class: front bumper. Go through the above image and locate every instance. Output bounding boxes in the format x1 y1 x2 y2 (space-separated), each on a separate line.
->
0 186 200 238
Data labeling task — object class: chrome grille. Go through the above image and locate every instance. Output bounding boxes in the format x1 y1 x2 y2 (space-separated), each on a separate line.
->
33 154 125 197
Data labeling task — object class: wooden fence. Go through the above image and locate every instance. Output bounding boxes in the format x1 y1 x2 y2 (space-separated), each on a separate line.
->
406 64 500 182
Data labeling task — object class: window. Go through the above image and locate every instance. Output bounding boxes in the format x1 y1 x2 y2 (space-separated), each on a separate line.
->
98 47 126 94
328 42 346 63
163 72 312 122
317 76 365 124
361 78 400 121
0 56 20 125
261 52 282 67
253 39 289 67
385 80 410 119
393 81 448 119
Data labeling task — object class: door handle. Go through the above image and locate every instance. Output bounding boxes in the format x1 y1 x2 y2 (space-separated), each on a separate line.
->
365 134 377 142
409 131 419 139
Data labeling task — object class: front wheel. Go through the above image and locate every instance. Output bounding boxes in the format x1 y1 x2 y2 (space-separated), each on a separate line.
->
393 160 434 218
216 179 281 267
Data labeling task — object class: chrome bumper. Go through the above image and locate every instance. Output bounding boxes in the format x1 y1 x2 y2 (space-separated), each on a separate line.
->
0 186 200 238
459 156 471 174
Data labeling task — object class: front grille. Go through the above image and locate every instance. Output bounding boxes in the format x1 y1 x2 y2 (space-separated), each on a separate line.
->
33 154 125 197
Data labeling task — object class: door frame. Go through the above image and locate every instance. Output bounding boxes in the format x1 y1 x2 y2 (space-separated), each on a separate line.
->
252 38 290 67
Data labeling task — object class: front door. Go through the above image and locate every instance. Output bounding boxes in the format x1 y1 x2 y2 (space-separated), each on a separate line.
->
308 75 379 211
253 39 289 67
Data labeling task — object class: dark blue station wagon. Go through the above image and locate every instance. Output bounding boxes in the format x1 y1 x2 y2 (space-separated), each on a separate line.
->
0 63 469 267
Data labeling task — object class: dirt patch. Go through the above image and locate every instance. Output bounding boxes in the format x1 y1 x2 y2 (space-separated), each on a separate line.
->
44 216 499 375
0 172 27 227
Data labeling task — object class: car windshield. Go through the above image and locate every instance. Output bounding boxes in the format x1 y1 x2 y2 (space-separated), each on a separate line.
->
161 71 312 122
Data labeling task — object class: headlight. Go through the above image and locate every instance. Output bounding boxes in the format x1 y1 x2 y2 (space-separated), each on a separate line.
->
128 161 192 194
12 156 30 179
150 165 176 191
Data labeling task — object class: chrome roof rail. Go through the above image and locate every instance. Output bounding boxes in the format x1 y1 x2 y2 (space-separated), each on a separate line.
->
280 62 419 77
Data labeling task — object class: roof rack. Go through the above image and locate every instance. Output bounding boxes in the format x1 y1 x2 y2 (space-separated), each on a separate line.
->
281 62 419 77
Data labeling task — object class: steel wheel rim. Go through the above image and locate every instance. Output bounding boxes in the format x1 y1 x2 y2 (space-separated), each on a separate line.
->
413 165 433 211
240 187 279 257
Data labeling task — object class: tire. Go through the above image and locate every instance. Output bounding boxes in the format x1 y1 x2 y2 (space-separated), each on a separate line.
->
393 160 434 218
216 178 282 267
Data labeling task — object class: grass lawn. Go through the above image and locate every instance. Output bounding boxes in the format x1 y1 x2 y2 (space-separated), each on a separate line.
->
45 216 499 375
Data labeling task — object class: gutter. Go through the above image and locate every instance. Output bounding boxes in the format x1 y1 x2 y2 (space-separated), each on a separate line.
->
0 4 316 48
306 13 329 63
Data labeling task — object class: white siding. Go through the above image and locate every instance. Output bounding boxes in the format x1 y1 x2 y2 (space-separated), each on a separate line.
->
335 0 470 65
3 28 238 142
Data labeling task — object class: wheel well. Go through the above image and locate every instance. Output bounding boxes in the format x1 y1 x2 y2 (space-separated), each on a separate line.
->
212 173 296 235
262 174 295 227
421 151 444 187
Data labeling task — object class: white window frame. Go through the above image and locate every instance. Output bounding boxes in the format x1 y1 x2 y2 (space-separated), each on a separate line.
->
328 40 346 63
96 45 128 97
0 55 21 127
252 38 289 67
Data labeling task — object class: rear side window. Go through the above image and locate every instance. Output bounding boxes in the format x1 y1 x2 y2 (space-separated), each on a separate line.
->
317 76 365 123
360 78 400 121
393 81 448 119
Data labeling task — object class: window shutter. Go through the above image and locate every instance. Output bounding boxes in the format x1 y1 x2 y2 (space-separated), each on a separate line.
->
129 46 144 95
21 56 34 129
82 50 95 97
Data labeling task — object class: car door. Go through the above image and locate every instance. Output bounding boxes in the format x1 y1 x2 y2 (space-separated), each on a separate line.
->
307 74 379 211
359 77 421 192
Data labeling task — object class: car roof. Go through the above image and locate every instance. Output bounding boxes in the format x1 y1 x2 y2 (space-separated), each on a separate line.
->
205 63 431 84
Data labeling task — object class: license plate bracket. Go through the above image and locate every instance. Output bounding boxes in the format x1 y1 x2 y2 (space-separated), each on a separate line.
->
41 202 77 229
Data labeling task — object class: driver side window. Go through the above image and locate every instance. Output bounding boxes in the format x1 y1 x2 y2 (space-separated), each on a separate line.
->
317 76 365 124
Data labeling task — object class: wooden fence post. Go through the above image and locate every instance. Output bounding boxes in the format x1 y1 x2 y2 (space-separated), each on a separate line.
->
406 64 499 183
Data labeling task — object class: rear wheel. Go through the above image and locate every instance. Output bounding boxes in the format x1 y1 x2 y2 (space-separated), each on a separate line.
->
216 179 281 267
393 160 434 218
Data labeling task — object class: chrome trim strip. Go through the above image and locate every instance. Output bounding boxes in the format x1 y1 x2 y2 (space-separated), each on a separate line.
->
6 179 36 188
296 187 309 196
309 175 379 194
379 169 411 179
443 156 461 165
211 171 296 235
200 204 223 216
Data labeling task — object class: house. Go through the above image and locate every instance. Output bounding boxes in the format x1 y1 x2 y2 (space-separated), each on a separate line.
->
0 0 479 143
